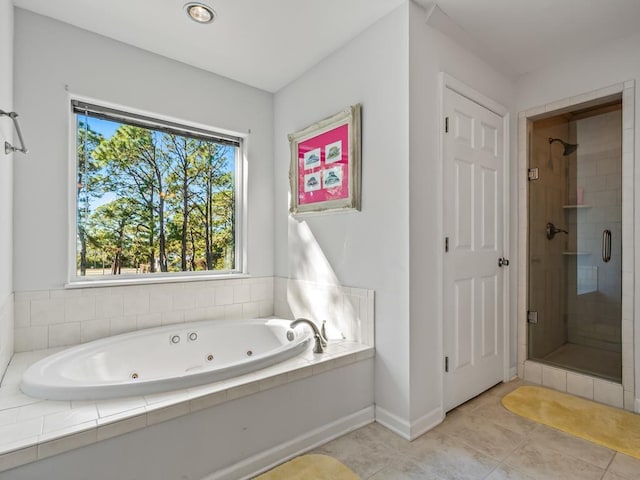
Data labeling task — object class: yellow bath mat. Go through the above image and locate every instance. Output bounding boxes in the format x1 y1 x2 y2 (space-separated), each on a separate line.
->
255 454 359 480
502 385 640 459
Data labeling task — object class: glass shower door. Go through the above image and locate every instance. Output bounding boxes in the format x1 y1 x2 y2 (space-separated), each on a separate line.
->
528 105 622 383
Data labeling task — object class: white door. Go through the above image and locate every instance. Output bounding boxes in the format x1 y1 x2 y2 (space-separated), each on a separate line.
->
443 87 506 411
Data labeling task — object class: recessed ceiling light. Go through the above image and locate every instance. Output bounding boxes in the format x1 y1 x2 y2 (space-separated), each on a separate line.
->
184 2 216 24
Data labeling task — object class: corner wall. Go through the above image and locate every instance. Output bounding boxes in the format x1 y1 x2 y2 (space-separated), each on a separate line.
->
408 2 515 430
274 4 411 425
0 0 15 377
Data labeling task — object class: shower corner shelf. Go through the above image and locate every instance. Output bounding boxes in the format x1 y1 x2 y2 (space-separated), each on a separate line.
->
562 204 592 209
562 251 591 256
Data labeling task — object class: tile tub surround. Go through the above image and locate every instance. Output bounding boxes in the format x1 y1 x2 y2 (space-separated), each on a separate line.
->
274 277 375 347
0 341 373 473
0 294 13 380
14 276 375 353
13 277 275 352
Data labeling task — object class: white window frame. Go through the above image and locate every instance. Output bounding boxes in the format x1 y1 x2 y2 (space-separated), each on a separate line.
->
66 94 248 288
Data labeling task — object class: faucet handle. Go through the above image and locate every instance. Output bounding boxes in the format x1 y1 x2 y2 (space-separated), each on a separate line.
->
320 320 328 347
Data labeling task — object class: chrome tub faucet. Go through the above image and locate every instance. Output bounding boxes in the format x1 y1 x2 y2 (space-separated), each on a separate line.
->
290 318 327 353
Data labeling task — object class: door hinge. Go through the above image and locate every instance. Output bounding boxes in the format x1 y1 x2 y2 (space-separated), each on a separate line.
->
445 237 449 252
445 116 449 133
445 356 449 372
527 311 538 324
528 168 539 181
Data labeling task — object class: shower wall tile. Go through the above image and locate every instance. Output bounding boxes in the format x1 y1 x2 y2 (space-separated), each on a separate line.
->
566 372 594 400
523 361 542 384
623 391 635 411
13 276 276 352
622 366 633 391
542 365 567 392
593 379 623 409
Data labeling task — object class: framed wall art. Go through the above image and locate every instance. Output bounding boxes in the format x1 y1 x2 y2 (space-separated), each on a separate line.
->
288 104 361 214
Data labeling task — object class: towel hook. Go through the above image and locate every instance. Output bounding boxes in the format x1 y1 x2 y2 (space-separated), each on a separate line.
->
0 109 28 154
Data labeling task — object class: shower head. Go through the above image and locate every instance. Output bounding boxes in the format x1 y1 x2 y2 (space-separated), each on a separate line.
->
549 137 578 156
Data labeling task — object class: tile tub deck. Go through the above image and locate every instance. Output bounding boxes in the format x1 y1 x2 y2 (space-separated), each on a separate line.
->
0 340 373 473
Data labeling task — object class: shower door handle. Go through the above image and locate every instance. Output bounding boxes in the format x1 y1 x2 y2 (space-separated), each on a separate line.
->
602 230 611 263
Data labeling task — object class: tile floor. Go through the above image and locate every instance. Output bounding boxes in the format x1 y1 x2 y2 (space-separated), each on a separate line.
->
310 379 640 480
542 343 622 383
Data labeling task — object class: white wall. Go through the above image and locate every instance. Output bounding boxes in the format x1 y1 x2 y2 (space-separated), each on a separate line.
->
516 33 640 111
273 2 517 436
13 9 274 292
274 4 411 425
408 2 515 427
516 32 640 406
0 0 14 377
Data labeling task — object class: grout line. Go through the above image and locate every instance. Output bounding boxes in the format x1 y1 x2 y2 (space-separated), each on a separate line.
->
602 452 616 478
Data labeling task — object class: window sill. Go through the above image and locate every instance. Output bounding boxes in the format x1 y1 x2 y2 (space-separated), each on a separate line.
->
65 272 250 289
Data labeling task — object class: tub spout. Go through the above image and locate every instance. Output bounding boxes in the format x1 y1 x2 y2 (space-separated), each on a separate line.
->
290 318 327 353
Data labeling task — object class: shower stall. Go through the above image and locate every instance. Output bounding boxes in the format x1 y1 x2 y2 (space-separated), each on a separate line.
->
527 97 623 382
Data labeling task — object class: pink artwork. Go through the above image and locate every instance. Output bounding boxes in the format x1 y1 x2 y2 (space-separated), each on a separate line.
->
288 104 361 214
297 124 349 206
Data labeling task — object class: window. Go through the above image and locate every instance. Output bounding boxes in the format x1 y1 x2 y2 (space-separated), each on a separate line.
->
72 100 242 281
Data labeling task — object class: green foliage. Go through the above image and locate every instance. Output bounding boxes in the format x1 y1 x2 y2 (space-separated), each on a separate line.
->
76 119 236 276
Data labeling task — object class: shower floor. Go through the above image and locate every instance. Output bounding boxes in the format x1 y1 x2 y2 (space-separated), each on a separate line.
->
542 343 622 382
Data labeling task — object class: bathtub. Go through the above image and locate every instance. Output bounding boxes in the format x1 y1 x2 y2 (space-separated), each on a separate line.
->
20 318 312 401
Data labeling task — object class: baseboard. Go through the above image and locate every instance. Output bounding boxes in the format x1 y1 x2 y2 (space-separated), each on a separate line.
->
203 406 375 480
374 405 443 441
635 398 640 414
408 407 444 440
375 405 411 440
509 366 517 380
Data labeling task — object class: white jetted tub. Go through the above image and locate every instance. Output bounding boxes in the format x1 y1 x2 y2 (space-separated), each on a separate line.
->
21 318 312 401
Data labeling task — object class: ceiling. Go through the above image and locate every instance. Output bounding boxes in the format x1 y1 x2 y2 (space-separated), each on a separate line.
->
13 0 640 92
12 0 405 93
417 0 640 77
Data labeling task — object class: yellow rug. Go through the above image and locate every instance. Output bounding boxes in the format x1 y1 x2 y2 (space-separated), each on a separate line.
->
255 454 359 480
502 386 640 459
